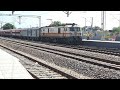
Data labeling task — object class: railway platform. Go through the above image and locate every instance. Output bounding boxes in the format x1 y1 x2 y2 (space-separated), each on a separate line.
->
0 48 33 79
83 39 120 49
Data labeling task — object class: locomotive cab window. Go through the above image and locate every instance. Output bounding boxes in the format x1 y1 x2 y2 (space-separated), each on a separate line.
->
70 27 75 31
70 27 80 31
58 28 61 33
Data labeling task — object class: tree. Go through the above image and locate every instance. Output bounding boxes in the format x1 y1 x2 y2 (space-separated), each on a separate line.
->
112 27 120 35
49 21 62 27
93 26 101 31
2 23 16 30
82 26 102 31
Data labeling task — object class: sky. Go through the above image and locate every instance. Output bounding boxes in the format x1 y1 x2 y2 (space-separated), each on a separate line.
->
0 11 120 30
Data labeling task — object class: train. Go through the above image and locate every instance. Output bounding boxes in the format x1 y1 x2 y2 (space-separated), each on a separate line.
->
0 23 82 44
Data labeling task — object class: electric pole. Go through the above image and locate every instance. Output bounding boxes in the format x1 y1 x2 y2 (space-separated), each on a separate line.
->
12 11 15 15
18 16 22 24
63 11 72 17
101 11 106 31
85 18 86 28
91 17 93 31
101 11 106 40
38 16 41 28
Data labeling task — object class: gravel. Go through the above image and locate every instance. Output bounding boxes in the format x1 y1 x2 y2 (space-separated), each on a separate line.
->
29 42 120 64
1 38 120 79
0 46 67 79
8 37 120 64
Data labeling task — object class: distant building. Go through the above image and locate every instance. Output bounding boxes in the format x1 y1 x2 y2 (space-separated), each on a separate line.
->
82 26 102 40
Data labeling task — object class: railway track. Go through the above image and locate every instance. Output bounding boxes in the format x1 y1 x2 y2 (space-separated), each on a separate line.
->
68 45 120 56
36 42 120 56
5 37 120 56
0 45 79 79
18 56 68 79
0 38 91 79
0 37 120 72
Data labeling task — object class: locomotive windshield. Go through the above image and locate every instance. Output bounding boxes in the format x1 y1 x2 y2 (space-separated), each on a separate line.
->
70 27 80 31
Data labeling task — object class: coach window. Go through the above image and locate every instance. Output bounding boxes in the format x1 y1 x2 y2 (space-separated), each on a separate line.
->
58 28 61 33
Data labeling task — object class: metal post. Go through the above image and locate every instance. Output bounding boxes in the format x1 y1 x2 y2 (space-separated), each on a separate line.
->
83 18 86 37
63 11 72 17
101 11 104 30
85 18 86 28
104 11 106 30
101 11 106 40
11 16 15 28
12 11 15 15
38 16 41 28
103 11 105 40
18 16 22 25
91 17 93 28
91 17 93 33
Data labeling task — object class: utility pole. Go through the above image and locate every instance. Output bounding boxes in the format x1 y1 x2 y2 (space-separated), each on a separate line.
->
90 17 93 36
12 11 15 15
63 11 72 17
82 18 87 37
18 16 22 25
91 17 93 28
101 11 106 40
101 11 104 30
12 11 15 26
81 17 87 37
104 11 106 30
18 16 22 28
101 11 106 31
85 18 86 28
38 16 41 28
84 18 86 37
